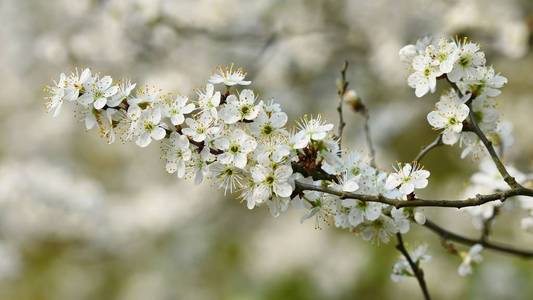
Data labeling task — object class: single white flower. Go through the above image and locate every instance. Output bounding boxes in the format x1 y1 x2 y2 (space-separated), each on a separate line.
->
458 66 507 98
427 89 470 145
391 207 410 234
78 75 119 109
163 133 192 178
65 68 93 101
210 163 243 194
44 73 67 117
214 129 257 169
407 54 443 97
429 38 460 73
266 196 290 218
219 89 260 124
293 115 334 149
385 163 430 195
135 108 166 147
251 164 293 201
341 198 382 227
162 95 195 126
107 79 136 107
458 244 483 276
460 132 486 159
249 107 288 138
182 112 220 143
254 136 291 165
360 215 397 244
209 64 251 86
447 41 486 83
399 36 432 64
197 83 221 118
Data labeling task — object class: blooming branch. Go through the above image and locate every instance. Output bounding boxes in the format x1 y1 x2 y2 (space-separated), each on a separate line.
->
44 35 533 297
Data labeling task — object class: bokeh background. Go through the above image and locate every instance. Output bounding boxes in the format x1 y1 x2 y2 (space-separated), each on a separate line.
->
1 0 533 299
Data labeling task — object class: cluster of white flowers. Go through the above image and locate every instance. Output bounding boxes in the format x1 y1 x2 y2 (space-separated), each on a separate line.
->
391 244 431 282
44 37 530 282
45 64 433 244
463 160 533 231
400 37 511 157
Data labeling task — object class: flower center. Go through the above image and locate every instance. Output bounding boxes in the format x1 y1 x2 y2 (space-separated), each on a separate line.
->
423 67 432 77
261 125 273 135
240 105 250 115
230 145 240 153
459 55 471 67
144 122 154 131
265 175 275 185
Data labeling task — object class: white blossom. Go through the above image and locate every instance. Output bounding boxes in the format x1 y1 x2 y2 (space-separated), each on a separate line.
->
250 164 293 203
135 108 166 147
163 133 192 178
385 163 430 195
209 64 251 86
214 129 257 169
458 244 483 276
182 112 220 143
427 89 470 145
197 83 221 118
293 116 334 149
407 54 443 97
447 41 486 83
78 75 118 109
219 89 260 124
162 95 195 126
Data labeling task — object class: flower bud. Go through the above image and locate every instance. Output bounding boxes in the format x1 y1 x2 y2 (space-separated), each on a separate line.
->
414 211 426 225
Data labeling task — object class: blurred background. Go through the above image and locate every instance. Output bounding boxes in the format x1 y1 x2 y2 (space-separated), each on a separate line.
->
1 0 533 299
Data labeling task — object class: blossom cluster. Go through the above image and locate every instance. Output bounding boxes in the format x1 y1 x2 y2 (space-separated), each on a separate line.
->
463 159 533 231
400 37 510 157
45 64 432 245
44 36 530 281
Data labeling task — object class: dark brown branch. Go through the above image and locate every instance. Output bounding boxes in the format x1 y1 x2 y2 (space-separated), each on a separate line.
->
424 219 533 258
395 233 431 300
480 206 500 242
295 181 533 208
468 110 521 188
336 61 349 149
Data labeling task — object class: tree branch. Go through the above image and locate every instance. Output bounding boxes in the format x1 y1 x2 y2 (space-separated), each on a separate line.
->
295 181 533 209
414 135 443 164
468 110 521 188
424 219 533 258
395 233 432 300
336 61 349 149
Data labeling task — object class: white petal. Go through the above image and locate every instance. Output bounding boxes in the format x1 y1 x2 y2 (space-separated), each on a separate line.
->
274 182 292 197
151 127 166 140
385 174 402 190
93 97 107 109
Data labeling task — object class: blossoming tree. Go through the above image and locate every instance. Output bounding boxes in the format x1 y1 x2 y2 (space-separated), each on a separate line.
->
44 37 533 299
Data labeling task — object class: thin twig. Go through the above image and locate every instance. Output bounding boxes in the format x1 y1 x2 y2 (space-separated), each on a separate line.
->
480 206 500 242
424 219 533 258
336 61 349 149
414 135 443 164
361 108 377 168
395 233 432 300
